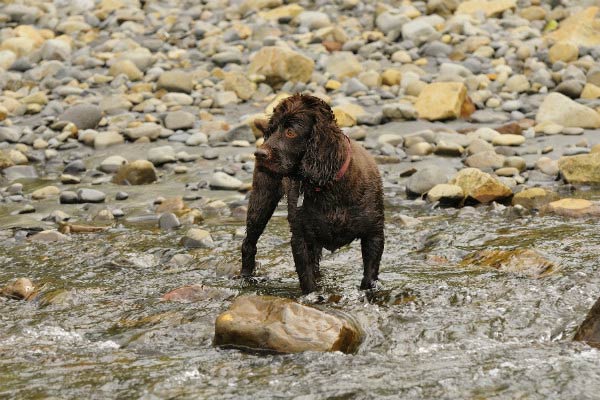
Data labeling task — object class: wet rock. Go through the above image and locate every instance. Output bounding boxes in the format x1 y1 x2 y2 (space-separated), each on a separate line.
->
461 249 556 277
2 165 38 181
426 184 464 206
543 198 600 218
30 230 69 242
450 168 512 204
0 278 35 300
162 284 236 302
415 82 467 121
248 47 314 86
512 188 560 210
157 70 193 93
214 295 362 354
78 189 106 203
558 153 600 184
210 172 242 190
406 166 449 197
59 191 79 204
124 123 161 141
181 228 214 249
156 197 186 214
31 186 60 200
536 93 600 129
113 160 157 185
64 160 86 175
434 141 464 157
158 212 181 230
574 296 600 348
116 191 129 200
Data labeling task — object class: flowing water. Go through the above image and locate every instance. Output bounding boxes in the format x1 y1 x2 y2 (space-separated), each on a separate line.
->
1 182 600 399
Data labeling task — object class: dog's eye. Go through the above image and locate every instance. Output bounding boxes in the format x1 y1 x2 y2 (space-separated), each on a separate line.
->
285 129 297 139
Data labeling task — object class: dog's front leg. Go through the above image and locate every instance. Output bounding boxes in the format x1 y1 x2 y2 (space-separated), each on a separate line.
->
241 169 283 277
287 181 319 294
360 231 384 290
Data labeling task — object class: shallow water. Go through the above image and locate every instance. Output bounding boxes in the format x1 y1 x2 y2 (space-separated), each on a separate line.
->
1 185 600 399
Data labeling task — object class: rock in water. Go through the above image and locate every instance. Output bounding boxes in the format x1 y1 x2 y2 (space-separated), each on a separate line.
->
214 295 362 354
0 277 35 300
460 249 557 277
450 168 512 204
162 284 236 302
574 296 600 348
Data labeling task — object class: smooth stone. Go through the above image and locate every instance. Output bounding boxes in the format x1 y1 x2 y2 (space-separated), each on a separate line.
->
536 92 600 129
495 167 519 177
214 295 362 354
60 191 79 204
545 198 600 218
406 165 449 196
210 172 242 190
94 131 124 149
406 142 434 156
558 153 600 184
164 111 195 130
159 212 181 230
60 174 80 184
64 160 86 174
113 160 157 185
2 165 38 181
492 134 525 146
78 188 106 203
512 188 559 210
181 228 214 248
30 230 69 242
426 184 464 206
157 70 193 93
535 157 559 176
0 278 35 300
124 123 161 141
148 146 176 166
116 191 129 200
465 150 505 169
99 156 128 173
59 104 102 129
31 186 60 200
248 46 314 85
0 127 21 143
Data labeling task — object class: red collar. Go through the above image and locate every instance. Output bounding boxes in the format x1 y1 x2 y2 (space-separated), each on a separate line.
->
314 135 352 192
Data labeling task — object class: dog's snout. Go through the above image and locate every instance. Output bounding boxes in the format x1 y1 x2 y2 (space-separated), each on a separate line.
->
254 148 271 161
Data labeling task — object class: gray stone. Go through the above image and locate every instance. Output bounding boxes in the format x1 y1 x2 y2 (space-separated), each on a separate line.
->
164 111 195 130
40 39 71 61
406 165 449 196
148 146 176 166
157 70 193 93
78 188 106 203
30 230 68 242
159 212 181 230
63 160 86 174
382 103 417 120
60 191 79 204
0 127 21 143
402 19 440 45
2 165 38 181
376 11 409 35
210 172 242 190
99 156 128 173
124 123 161 141
185 132 208 146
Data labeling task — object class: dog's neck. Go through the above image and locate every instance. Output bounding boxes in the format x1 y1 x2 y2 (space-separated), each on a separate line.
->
309 135 352 192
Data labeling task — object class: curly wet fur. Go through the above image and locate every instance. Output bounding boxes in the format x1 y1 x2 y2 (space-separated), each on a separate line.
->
241 94 385 294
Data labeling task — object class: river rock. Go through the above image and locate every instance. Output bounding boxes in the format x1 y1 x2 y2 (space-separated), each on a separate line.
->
549 41 579 64
406 165 449 197
0 151 14 170
450 168 512 203
124 123 161 141
100 155 128 173
581 83 600 100
415 82 467 121
31 186 60 200
512 188 559 210
456 0 516 16
574 296 600 348
492 134 525 146
94 131 124 149
2 165 38 181
157 70 193 93
543 198 600 218
558 153 600 184
148 146 176 166
158 212 181 230
78 189 106 203
210 172 242 190
465 150 505 170
113 160 157 185
162 284 236 302
0 278 35 300
426 184 464 206
248 47 314 86
460 249 556 277
109 60 143 81
325 51 363 79
214 295 362 354
30 230 69 242
536 93 600 129
181 228 214 248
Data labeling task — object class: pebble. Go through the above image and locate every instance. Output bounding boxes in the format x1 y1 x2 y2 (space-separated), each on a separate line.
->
77 188 106 203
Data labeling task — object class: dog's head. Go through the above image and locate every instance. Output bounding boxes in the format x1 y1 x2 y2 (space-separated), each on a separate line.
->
253 94 346 186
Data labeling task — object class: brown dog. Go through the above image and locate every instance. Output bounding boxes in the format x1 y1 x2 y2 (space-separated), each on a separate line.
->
241 94 384 294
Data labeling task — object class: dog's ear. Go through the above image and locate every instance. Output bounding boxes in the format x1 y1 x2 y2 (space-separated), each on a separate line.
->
253 118 269 137
300 96 345 187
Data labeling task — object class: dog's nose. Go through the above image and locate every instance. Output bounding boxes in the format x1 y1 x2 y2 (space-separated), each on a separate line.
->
254 148 270 161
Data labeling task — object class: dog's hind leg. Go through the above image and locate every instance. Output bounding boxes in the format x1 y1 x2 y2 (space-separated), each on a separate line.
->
241 170 283 277
360 232 384 290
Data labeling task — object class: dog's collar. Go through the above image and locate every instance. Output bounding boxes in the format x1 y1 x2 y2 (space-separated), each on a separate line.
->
313 135 352 192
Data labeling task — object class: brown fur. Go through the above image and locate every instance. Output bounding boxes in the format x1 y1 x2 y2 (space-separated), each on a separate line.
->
241 94 385 294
